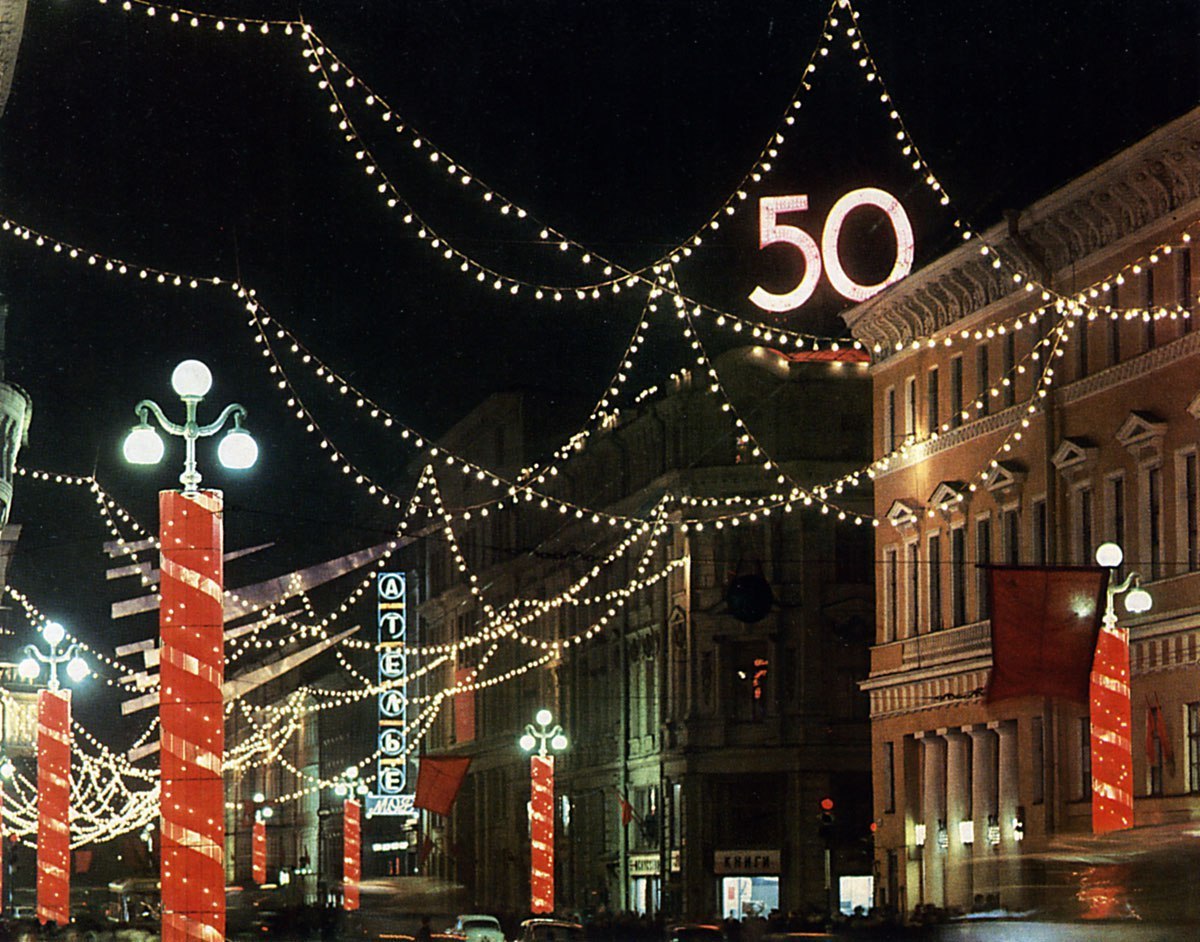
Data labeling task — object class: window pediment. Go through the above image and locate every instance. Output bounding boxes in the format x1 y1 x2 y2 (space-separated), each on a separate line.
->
1116 410 1166 464
984 460 1028 498
886 499 920 530
1051 436 1098 472
929 480 968 519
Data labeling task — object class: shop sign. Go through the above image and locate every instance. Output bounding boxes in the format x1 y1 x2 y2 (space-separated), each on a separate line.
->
713 849 780 874
629 853 660 876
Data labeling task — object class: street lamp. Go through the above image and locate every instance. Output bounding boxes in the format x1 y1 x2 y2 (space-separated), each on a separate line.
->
19 621 87 927
1090 542 1151 833
520 709 568 914
250 792 274 886
122 359 257 942
0 755 12 917
332 767 366 913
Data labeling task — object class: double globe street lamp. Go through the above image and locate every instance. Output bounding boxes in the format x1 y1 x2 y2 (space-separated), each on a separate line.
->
121 359 257 942
19 620 88 927
1090 542 1152 833
520 709 568 915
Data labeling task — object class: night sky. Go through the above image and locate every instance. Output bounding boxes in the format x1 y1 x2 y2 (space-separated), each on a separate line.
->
0 0 1196 734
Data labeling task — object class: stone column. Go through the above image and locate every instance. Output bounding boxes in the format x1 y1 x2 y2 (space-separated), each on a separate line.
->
918 732 946 908
943 729 972 910
968 726 999 906
992 720 1020 911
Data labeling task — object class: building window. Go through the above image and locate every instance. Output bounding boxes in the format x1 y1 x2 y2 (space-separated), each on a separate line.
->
1080 717 1092 801
1032 498 1048 566
1143 268 1156 350
1002 507 1020 565
927 367 940 433
1002 332 1016 407
1074 485 1094 566
884 386 897 453
1179 451 1199 573
1189 702 1200 793
976 344 990 416
976 516 992 620
928 533 943 632
906 541 920 637
1033 716 1045 804
950 526 967 627
883 547 899 643
1108 308 1122 365
1178 244 1194 320
904 376 917 440
883 741 896 813
1147 465 1164 580
734 645 769 721
949 356 964 429
1076 314 1089 379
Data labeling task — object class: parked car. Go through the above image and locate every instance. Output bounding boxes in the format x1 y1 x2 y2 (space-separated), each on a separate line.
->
518 917 586 942
450 913 505 942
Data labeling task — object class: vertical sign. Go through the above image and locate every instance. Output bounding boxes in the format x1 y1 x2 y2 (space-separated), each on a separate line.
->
530 754 555 914
159 490 226 942
1091 618 1133 832
343 799 361 911
36 688 70 927
369 572 416 818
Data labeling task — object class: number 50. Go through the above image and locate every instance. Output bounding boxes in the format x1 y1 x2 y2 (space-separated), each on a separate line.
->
748 188 914 312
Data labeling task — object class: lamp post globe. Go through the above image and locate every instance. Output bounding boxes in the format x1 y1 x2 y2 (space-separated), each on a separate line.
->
218 428 258 470
42 621 65 648
1095 542 1123 568
123 424 165 465
171 359 213 399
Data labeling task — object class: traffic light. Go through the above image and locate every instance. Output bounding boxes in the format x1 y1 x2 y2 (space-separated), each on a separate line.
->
818 797 836 840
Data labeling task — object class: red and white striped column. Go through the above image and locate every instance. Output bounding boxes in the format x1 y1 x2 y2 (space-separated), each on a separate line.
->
252 819 267 885
530 754 555 914
159 490 225 942
36 688 71 927
343 799 361 911
1091 611 1133 832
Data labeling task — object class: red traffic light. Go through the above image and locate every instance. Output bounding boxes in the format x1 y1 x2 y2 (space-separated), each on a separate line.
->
820 797 835 811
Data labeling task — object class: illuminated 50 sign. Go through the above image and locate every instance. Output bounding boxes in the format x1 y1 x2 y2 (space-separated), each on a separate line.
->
749 187 914 312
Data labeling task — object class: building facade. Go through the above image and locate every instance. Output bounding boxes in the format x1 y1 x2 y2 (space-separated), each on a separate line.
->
846 107 1200 918
413 347 876 921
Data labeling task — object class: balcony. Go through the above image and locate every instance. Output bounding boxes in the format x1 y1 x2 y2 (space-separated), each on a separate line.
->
871 620 992 675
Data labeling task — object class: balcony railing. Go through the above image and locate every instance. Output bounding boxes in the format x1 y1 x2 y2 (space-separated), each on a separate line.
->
900 619 991 668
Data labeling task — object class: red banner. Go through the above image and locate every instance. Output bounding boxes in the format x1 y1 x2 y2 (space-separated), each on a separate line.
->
414 756 472 817
159 490 225 942
343 799 361 911
1091 615 1133 832
530 754 555 914
252 820 266 884
986 566 1106 703
37 688 71 927
454 666 476 744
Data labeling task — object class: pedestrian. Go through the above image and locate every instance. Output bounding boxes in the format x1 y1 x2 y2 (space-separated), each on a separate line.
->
417 914 434 942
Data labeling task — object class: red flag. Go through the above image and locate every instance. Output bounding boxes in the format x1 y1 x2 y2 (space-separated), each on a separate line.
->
1146 695 1174 765
416 833 435 869
414 756 472 817
74 851 93 875
618 792 634 826
986 566 1107 704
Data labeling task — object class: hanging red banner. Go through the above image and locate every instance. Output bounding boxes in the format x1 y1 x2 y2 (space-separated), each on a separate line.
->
343 799 361 911
159 490 225 942
414 756 472 817
37 688 71 927
252 820 267 885
529 754 555 914
1091 615 1133 832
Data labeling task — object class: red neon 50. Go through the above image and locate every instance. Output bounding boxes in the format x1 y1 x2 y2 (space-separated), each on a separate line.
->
749 188 914 312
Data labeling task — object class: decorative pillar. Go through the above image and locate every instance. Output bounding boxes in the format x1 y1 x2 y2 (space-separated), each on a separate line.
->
36 688 70 927
343 799 360 911
530 754 555 913
159 490 225 942
252 820 267 885
968 727 999 902
918 732 946 908
943 729 971 909
994 720 1020 908
1090 614 1133 832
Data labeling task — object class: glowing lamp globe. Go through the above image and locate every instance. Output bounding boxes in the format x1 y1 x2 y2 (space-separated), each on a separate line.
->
1125 587 1152 614
66 656 89 684
124 425 165 465
218 428 258 470
519 733 536 752
0 759 13 779
42 621 66 647
1095 542 1123 568
171 359 213 398
253 791 266 803
550 733 568 751
260 806 274 820
17 657 39 682
334 783 348 797
535 709 553 727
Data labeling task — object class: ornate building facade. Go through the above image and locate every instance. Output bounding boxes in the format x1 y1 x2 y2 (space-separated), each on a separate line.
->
845 106 1200 918
413 346 875 920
